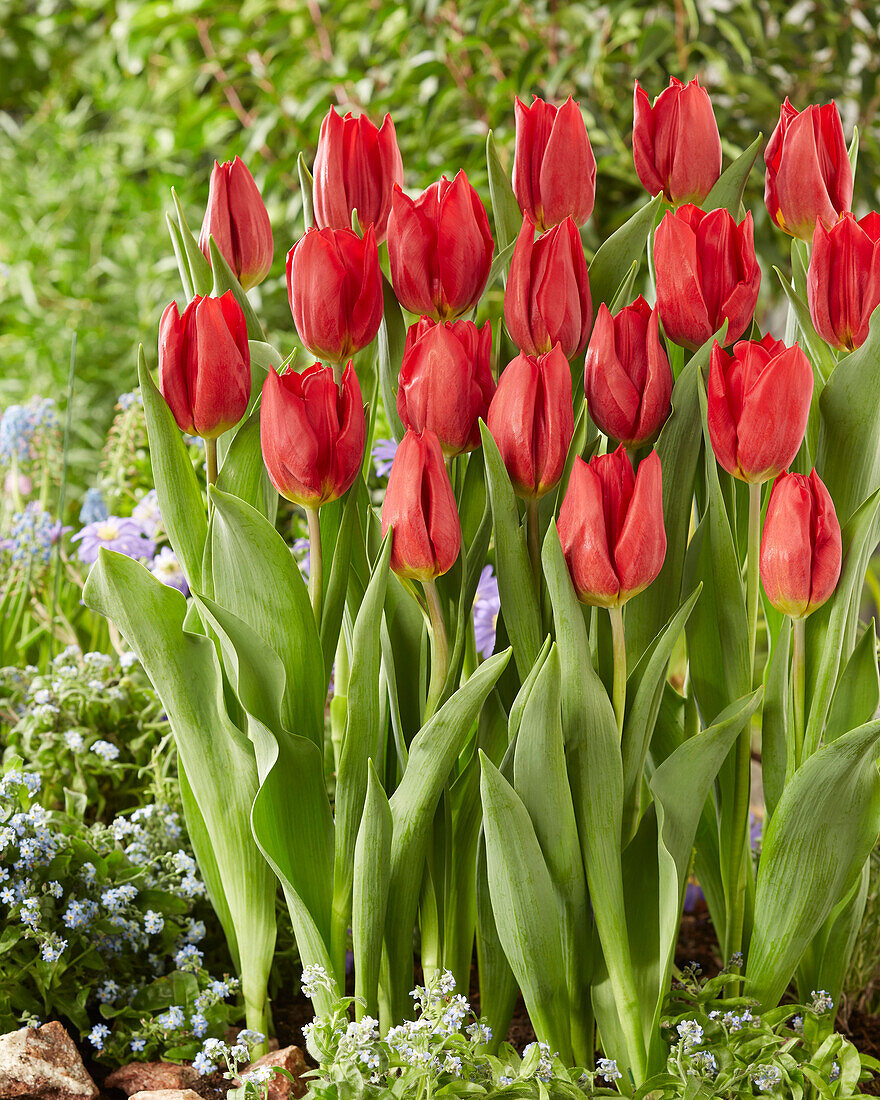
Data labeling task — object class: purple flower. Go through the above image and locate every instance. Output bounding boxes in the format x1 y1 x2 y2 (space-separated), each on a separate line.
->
71 517 155 564
372 437 398 479
472 565 500 658
150 547 189 595
292 536 310 579
133 490 162 536
683 881 704 913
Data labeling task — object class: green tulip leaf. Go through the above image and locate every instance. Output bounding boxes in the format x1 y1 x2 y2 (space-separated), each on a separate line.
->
849 125 860 179
703 133 763 217
298 152 315 231
486 130 522 253
761 619 791 821
319 487 361 693
215 407 277 524
208 237 264 341
773 266 836 391
378 274 406 442
608 260 640 314
171 187 213 296
166 211 194 301
589 193 662 310
353 761 393 1020
825 620 880 745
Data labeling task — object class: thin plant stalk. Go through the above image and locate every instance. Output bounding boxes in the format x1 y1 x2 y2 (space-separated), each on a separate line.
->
746 482 762 683
526 497 541 591
609 604 626 737
423 579 449 721
792 615 806 770
206 437 219 487
306 506 323 625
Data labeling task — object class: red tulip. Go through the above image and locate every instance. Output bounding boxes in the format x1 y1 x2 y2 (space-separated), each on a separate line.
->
287 226 383 363
583 297 672 446
486 344 574 499
513 95 596 231
807 211 880 351
764 98 852 241
158 291 250 439
381 429 461 581
387 171 494 320
260 362 365 508
632 76 722 206
397 318 494 457
312 107 404 243
654 205 761 350
760 469 841 618
504 215 592 359
199 157 274 291
558 446 666 608
707 335 813 484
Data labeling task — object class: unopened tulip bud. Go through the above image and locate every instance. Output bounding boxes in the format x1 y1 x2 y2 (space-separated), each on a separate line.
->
557 446 666 608
287 226 384 363
381 429 461 581
260 363 365 508
513 95 596 230
807 211 880 352
387 171 494 320
707 335 813 483
487 344 574 499
199 157 274 290
158 291 250 439
632 77 722 205
760 469 841 618
505 215 592 359
654 205 761 350
764 98 853 241
584 298 672 446
397 318 494 457
313 107 404 243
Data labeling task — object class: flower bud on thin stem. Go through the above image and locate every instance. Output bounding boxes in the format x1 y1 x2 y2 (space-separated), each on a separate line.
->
423 579 449 722
307 506 323 626
609 605 626 738
792 615 806 771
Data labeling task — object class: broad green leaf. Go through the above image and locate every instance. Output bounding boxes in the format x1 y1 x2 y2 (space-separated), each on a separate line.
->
622 585 701 844
320 487 361 693
208 487 324 746
82 550 275 1032
773 267 836 389
486 130 521 252
475 830 519 1053
513 646 593 1065
215 407 277 524
747 719 880 1007
480 422 541 678
825 620 879 744
298 152 315 230
208 237 264 341
138 351 207 591
817 303 880 524
589 193 662 309
487 239 515 289
799 861 869 1009
171 187 213 296
479 752 572 1062
353 761 393 1020
608 260 640 314
703 133 762 216
626 329 722 664
377 275 406 442
761 620 791 821
382 648 511 1024
333 536 392 970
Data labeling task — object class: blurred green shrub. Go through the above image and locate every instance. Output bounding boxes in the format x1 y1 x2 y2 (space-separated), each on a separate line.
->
1 0 879 482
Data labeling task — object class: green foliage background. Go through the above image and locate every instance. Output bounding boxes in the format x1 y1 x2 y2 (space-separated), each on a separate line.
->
1 0 879 479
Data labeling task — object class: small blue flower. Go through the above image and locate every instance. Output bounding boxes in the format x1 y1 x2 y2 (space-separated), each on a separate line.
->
79 488 109 526
596 1057 622 1083
143 910 164 935
130 1037 146 1052
88 1023 111 1050
90 740 120 762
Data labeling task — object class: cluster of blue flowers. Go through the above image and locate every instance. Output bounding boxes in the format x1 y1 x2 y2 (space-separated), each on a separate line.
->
2 503 67 567
0 398 59 467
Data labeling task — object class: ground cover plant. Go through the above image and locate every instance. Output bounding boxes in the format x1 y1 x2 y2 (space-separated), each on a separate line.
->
62 61 880 1099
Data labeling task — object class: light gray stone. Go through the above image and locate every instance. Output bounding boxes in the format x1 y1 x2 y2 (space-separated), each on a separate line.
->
0 1021 98 1100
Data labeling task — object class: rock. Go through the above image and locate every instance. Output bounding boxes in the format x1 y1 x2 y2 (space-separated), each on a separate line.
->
129 1092 203 1100
104 1062 200 1095
238 1045 309 1100
0 1021 98 1100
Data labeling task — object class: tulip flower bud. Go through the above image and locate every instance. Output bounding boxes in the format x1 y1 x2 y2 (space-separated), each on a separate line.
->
584 297 672 446
287 226 384 363
387 171 494 321
632 77 722 206
260 362 366 509
654 205 761 350
513 95 597 231
486 344 574 499
807 211 880 352
760 469 842 619
764 98 853 241
707 335 813 484
505 215 593 359
199 157 274 291
158 291 250 439
558 446 666 608
381 429 462 581
312 106 404 243
397 318 495 457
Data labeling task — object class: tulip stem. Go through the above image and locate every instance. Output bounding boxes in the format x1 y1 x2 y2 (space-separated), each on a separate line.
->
206 438 219 488
423 579 449 721
306 506 323 626
609 604 627 738
792 615 806 770
526 498 542 593
331 360 344 387
747 481 762 686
